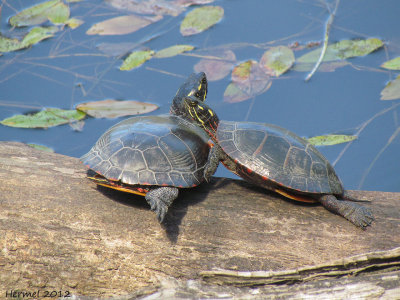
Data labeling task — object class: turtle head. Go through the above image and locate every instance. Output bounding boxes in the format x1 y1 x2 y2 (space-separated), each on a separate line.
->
183 96 219 139
171 72 208 118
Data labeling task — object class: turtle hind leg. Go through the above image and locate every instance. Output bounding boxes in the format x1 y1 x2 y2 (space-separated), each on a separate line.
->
318 195 374 229
145 187 179 223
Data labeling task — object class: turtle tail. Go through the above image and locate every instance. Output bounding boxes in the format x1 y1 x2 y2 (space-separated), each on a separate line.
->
342 191 372 203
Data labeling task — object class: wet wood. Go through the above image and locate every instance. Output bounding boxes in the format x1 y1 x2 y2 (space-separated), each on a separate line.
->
0 142 399 298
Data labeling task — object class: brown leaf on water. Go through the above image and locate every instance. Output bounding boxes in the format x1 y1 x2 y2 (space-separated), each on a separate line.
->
194 49 236 81
97 42 137 56
381 75 400 101
106 0 183 16
174 0 214 7
76 99 159 118
86 15 162 36
224 60 271 103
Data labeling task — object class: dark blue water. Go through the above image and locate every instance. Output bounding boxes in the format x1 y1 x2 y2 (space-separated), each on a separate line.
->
1 0 399 192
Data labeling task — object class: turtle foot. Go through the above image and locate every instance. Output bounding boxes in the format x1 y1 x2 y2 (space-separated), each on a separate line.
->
319 195 374 229
145 187 179 223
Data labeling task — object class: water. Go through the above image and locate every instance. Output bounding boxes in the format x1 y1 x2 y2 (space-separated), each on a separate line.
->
1 0 399 192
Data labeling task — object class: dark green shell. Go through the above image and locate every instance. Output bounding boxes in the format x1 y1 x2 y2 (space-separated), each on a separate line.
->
81 115 210 188
217 121 344 195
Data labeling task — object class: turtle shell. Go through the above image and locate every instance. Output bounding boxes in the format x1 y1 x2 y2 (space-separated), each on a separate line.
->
216 121 344 195
81 115 210 188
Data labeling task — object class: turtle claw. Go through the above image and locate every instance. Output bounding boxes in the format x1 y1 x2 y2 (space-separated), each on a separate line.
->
319 195 374 229
145 187 179 223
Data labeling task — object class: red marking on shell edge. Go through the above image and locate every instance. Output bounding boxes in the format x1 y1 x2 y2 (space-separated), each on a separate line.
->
161 183 168 186
178 185 184 188
262 176 268 181
234 159 238 163
247 168 252 174
192 184 197 187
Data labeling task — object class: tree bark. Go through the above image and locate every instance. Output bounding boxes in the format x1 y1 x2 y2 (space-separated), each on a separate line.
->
0 142 399 298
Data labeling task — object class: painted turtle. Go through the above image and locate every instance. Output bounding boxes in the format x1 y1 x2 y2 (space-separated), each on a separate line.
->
80 73 209 222
176 96 374 229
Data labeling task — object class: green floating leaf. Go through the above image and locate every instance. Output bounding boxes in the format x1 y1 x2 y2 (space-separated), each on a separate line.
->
86 15 162 36
154 44 194 58
260 46 295 77
381 57 400 70
297 38 384 63
0 36 22 52
194 49 236 81
0 26 58 53
0 108 86 128
65 18 84 29
27 143 54 152
9 0 62 27
307 134 357 146
381 75 400 101
47 2 70 24
180 6 224 36
120 50 154 71
76 99 159 118
20 26 58 48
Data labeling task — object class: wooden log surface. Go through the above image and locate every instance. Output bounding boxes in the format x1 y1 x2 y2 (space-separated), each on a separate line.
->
0 141 399 298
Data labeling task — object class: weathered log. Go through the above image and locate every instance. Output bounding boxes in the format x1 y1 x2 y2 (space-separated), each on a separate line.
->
0 141 399 298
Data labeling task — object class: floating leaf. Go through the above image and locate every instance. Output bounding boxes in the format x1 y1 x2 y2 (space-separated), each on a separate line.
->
154 45 194 58
307 134 357 146
194 49 236 81
120 50 154 70
0 26 58 53
292 61 349 72
9 0 61 27
47 2 70 24
231 60 259 82
381 57 400 70
69 120 85 131
175 0 214 7
0 36 22 52
180 6 224 36
28 143 54 152
106 0 183 16
86 15 162 36
223 82 250 103
297 38 384 63
381 75 400 101
97 42 136 57
260 46 295 77
224 61 272 103
0 108 86 128
76 99 159 118
20 26 58 48
65 18 84 29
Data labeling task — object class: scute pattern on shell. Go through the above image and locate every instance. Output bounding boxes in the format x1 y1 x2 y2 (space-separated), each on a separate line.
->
81 115 210 188
217 120 344 194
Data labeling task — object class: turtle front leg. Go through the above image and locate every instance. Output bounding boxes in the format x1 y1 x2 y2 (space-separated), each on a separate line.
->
204 145 225 182
145 187 179 222
318 195 374 229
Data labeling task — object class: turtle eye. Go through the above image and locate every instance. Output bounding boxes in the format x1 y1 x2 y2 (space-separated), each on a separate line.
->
185 97 198 107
